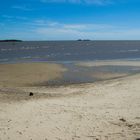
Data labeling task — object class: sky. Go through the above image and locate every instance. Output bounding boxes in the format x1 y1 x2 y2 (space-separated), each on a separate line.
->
0 0 140 40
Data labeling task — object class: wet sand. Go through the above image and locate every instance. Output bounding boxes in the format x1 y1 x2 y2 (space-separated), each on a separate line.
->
0 61 140 140
0 63 66 87
77 60 140 67
1 61 140 87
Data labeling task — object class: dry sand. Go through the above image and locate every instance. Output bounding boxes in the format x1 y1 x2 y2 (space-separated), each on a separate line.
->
0 61 140 140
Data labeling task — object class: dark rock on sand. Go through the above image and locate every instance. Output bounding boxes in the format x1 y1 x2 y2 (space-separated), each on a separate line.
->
29 92 34 96
119 118 126 122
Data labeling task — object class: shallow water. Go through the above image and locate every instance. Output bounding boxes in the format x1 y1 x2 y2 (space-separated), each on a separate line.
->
1 41 140 63
35 62 140 86
1 41 140 85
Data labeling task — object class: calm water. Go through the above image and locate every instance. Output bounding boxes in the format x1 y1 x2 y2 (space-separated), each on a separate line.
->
1 40 140 85
0 40 140 63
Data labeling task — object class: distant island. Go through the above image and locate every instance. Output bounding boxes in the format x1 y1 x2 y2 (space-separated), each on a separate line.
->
77 39 91 41
0 39 22 42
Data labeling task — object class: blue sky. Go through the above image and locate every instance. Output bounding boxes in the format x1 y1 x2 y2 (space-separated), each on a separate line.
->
0 0 140 40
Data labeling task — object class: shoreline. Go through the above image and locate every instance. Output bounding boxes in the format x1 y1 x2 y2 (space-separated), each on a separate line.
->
0 60 140 102
0 60 140 139
0 72 139 102
0 60 140 87
0 72 140 139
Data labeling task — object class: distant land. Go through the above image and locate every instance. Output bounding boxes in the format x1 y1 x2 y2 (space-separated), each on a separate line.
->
0 40 22 42
77 39 91 41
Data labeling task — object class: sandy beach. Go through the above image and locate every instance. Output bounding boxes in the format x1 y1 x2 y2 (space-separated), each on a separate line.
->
0 61 140 140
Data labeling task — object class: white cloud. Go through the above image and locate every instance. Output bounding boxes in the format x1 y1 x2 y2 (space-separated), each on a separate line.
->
31 19 114 30
35 27 140 40
2 19 140 40
40 0 113 5
33 20 59 26
2 15 13 19
12 5 32 11
2 15 28 20
34 21 140 40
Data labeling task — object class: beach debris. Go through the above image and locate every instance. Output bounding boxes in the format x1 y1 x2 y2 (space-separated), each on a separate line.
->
119 118 126 122
127 124 133 128
29 92 34 96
